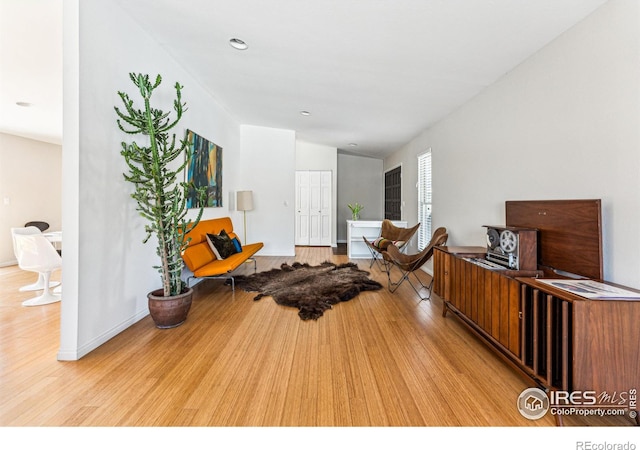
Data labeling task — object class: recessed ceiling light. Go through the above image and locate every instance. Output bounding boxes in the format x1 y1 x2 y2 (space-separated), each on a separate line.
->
349 143 358 147
229 38 248 50
300 111 311 116
16 101 32 107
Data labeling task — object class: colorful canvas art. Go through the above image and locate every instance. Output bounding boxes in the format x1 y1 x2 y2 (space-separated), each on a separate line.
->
185 129 222 208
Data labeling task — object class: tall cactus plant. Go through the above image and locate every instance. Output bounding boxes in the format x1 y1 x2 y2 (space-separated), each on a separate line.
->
115 73 205 297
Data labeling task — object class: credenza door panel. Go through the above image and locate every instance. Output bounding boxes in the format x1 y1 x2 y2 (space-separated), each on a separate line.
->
435 247 521 360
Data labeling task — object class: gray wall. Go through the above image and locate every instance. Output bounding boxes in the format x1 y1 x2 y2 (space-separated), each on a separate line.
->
336 153 383 242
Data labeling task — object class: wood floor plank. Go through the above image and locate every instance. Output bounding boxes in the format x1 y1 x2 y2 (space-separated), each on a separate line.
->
0 250 634 428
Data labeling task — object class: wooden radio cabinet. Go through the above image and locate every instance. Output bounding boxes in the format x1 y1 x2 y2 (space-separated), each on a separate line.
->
434 200 640 425
435 247 640 395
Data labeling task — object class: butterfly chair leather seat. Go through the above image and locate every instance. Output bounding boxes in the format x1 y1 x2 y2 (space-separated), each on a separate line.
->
383 227 448 301
363 220 420 270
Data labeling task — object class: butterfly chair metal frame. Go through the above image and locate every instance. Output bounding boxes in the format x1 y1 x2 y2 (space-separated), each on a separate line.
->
383 227 448 302
362 220 420 272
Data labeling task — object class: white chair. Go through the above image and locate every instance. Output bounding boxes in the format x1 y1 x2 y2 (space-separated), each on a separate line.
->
13 234 62 306
11 227 61 292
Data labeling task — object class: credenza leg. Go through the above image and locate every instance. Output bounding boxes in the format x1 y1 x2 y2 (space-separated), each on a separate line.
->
442 302 448 317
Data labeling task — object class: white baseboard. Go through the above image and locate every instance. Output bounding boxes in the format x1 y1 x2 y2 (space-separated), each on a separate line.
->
0 260 18 268
57 309 148 361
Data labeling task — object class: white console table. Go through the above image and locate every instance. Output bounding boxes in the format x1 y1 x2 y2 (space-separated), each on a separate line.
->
346 220 407 259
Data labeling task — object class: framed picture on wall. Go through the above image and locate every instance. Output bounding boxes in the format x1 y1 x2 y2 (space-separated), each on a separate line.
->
185 129 223 208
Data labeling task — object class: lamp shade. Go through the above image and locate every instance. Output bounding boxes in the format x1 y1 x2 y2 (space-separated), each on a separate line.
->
236 191 254 211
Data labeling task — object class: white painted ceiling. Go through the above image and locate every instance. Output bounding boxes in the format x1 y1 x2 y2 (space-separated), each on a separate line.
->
1 0 609 158
0 0 62 145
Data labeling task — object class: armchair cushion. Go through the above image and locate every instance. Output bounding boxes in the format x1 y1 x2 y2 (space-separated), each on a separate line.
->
231 237 243 253
206 229 237 259
373 237 405 250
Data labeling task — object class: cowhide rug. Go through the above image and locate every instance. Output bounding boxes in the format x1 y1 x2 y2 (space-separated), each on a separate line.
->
233 261 383 320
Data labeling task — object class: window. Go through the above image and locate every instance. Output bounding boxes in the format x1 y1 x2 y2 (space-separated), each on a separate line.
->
417 150 432 250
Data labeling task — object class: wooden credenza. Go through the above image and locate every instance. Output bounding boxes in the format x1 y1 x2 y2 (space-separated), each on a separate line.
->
434 246 640 401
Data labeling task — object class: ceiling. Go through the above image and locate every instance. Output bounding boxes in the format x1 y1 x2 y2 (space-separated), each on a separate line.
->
0 0 62 145
1 0 609 159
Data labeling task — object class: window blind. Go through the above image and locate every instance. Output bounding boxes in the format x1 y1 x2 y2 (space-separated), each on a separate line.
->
417 150 432 250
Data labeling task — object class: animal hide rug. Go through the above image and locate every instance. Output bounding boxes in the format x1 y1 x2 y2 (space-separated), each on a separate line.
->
233 261 383 320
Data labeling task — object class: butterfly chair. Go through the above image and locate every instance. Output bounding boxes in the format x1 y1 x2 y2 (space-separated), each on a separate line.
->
11 226 60 292
363 220 420 271
383 227 448 302
14 233 62 306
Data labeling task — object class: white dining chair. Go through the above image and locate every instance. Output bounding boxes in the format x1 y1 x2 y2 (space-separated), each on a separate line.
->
11 227 61 292
13 234 62 306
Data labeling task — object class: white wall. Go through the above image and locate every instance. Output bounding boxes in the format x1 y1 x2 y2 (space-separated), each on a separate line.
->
239 125 296 256
0 133 62 265
384 0 640 288
295 140 338 246
60 0 243 359
337 153 384 242
64 0 639 360
61 1 325 359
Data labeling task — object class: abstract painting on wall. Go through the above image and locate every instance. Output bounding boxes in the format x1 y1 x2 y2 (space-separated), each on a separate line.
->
185 129 223 208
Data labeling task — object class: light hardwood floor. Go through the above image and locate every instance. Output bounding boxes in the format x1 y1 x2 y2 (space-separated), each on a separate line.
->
0 247 634 427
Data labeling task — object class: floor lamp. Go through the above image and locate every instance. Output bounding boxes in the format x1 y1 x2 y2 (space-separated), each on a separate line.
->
236 190 254 244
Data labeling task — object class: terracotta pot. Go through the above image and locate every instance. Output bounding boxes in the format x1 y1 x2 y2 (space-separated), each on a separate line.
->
147 287 193 329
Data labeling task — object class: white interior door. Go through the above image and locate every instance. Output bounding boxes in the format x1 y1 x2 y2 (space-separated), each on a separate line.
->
295 171 310 245
296 170 332 246
308 172 322 245
318 171 332 246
